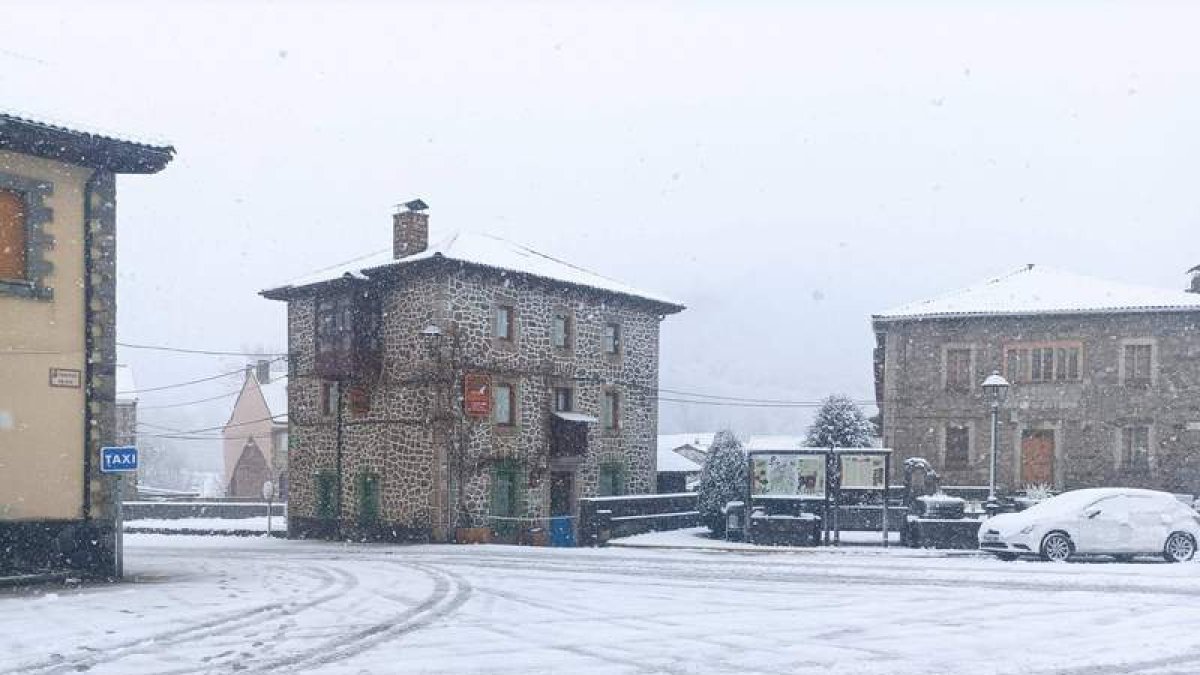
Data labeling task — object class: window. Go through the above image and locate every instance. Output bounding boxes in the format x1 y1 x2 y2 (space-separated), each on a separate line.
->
552 313 571 350
944 348 972 392
602 322 621 355
320 382 337 416
491 461 520 518
0 189 26 281
598 463 625 497
553 387 573 412
1123 344 1152 385
1004 342 1082 383
945 425 970 469
315 471 338 520
1120 426 1150 471
602 391 619 429
1030 347 1054 382
495 304 515 341
494 383 515 425
316 295 353 354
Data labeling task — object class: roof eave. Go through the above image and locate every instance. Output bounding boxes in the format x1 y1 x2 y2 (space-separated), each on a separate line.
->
873 305 1200 323
260 275 368 301
0 115 174 174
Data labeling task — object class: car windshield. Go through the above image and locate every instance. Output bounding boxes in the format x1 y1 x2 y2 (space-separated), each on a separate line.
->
1018 491 1119 518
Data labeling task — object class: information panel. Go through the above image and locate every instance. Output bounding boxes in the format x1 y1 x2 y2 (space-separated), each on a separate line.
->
750 453 826 498
840 453 887 489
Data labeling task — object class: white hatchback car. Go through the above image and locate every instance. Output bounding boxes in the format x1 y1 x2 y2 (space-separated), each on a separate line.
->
979 488 1200 562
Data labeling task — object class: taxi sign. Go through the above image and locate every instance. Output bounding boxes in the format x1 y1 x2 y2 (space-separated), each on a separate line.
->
100 446 139 473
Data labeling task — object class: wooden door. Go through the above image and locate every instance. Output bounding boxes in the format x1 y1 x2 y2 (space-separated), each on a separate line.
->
230 442 271 498
1020 430 1055 487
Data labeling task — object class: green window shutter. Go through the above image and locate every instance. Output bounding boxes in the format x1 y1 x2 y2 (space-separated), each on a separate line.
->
598 463 625 497
490 463 510 517
316 472 337 520
357 472 380 527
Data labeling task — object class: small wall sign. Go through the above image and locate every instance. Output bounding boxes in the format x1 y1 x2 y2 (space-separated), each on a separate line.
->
464 373 492 417
49 368 82 388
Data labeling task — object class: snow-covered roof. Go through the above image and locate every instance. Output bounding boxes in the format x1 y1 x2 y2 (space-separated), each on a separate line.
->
116 364 137 404
553 411 599 423
744 435 807 452
657 433 716 456
269 232 683 311
875 265 1200 321
657 445 702 473
258 376 288 422
0 109 174 173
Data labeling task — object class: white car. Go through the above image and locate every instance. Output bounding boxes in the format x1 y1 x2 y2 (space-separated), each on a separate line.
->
978 488 1200 563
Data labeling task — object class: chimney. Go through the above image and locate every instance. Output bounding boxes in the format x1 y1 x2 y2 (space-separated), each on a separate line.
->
393 198 429 259
256 359 272 384
1189 266 1200 294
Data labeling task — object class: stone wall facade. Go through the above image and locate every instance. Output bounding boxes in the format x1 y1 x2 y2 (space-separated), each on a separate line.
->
875 311 1200 494
283 262 669 542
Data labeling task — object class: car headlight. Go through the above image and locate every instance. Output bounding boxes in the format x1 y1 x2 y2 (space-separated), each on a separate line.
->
1019 524 1036 535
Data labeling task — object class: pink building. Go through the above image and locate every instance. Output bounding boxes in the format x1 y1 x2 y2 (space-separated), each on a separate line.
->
222 361 288 499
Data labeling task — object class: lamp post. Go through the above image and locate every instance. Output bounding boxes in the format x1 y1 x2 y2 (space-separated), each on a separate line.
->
981 370 1010 511
421 324 452 541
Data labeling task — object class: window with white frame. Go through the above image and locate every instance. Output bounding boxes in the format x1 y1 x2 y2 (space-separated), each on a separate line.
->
1120 425 1150 471
494 383 516 426
1123 343 1153 385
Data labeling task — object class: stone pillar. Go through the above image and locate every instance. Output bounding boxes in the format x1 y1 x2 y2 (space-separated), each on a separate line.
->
84 170 119 576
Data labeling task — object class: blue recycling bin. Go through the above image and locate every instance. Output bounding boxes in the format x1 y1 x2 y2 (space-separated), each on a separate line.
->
549 516 576 547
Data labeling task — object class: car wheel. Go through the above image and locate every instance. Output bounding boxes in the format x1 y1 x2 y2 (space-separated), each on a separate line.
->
1163 532 1196 563
995 553 1018 562
1040 532 1074 562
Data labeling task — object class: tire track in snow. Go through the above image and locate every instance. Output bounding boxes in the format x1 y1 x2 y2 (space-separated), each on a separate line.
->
5 563 355 675
235 562 473 673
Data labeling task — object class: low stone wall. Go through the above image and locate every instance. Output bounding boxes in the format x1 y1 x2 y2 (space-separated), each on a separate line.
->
0 520 115 577
123 501 286 520
579 493 699 545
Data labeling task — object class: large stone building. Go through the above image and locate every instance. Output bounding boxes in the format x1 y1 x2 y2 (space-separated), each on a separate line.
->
262 203 683 541
222 360 289 499
0 112 173 575
873 265 1200 495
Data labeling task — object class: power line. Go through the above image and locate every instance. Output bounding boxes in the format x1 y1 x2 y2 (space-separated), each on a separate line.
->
277 247 391 286
656 397 861 409
117 357 286 395
138 390 243 410
117 342 287 357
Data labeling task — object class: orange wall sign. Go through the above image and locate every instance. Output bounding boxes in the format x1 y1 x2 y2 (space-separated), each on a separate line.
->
464 373 492 417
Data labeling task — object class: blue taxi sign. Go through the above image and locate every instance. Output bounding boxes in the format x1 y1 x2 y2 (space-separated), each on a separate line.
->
100 446 139 473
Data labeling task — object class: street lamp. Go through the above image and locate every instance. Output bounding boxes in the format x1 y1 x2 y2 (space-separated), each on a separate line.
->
981 370 1010 509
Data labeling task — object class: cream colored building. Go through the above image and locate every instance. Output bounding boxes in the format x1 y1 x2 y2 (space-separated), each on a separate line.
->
0 113 172 576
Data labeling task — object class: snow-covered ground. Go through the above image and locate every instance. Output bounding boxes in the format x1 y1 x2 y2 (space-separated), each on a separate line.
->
616 526 911 552
124 517 275 533
2 534 1199 674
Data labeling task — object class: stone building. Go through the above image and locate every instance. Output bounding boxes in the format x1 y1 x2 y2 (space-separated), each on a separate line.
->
873 264 1200 495
222 360 289 499
262 203 683 541
0 112 173 575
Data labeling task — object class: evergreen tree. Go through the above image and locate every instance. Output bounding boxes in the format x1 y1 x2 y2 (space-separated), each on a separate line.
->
697 430 747 535
805 394 875 448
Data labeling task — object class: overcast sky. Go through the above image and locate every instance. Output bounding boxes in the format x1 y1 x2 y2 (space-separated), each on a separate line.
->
4 2 1199 464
